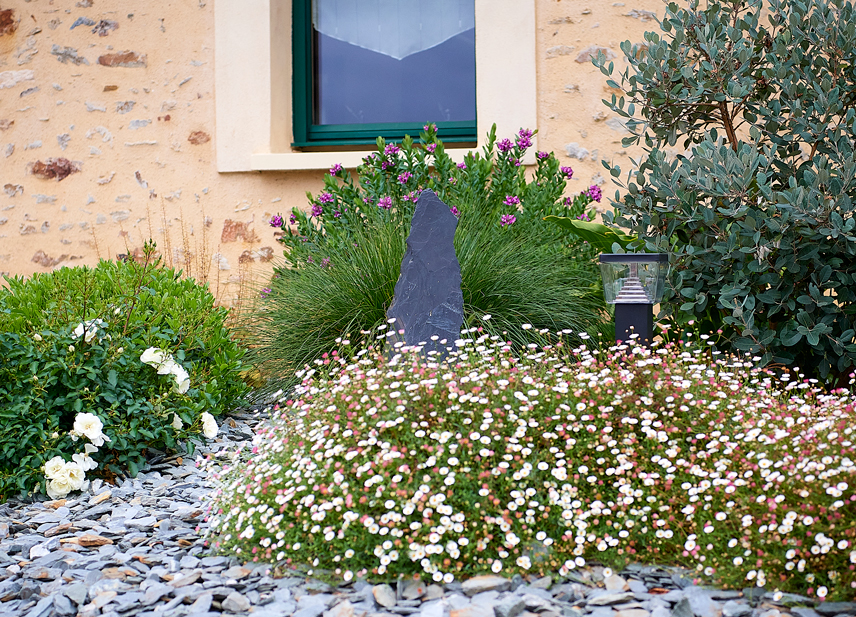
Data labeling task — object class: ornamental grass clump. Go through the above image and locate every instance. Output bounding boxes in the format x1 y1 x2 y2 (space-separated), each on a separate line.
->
206 328 856 600
252 125 610 391
0 242 248 499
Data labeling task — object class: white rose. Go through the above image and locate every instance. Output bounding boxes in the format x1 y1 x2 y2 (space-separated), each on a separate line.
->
33 333 43 342
171 414 184 430
157 358 179 376
64 461 86 491
201 412 218 439
43 456 66 480
47 477 73 499
72 451 98 472
73 413 104 442
140 347 168 366
171 364 190 394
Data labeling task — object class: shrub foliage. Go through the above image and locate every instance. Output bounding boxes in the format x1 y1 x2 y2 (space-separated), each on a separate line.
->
254 126 610 389
0 245 248 499
207 333 856 600
596 0 856 382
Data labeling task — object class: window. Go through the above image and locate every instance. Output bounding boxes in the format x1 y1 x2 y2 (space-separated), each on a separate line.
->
214 0 536 172
293 0 477 147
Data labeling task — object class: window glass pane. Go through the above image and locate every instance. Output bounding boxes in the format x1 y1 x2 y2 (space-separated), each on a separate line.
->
312 0 475 126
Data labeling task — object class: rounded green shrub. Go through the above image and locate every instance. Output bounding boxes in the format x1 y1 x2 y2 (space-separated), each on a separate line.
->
207 333 856 600
595 0 856 383
0 244 248 499
253 125 611 390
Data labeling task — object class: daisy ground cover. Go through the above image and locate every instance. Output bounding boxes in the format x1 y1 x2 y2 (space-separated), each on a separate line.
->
204 329 856 601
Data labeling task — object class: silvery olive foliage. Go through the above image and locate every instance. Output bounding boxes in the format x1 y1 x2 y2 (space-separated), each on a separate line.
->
596 0 856 381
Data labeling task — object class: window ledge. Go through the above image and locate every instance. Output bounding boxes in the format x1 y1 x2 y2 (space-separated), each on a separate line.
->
250 149 480 171
251 148 535 171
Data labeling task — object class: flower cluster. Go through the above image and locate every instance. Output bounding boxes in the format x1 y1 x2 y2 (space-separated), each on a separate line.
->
500 214 517 227
206 332 856 599
269 215 283 228
140 347 191 394
586 185 602 202
43 456 86 499
45 411 111 498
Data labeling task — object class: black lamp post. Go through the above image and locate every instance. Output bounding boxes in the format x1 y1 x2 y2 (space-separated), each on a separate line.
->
599 253 669 345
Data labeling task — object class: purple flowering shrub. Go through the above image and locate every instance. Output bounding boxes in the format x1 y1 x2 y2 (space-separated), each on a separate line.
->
206 332 856 599
254 125 611 389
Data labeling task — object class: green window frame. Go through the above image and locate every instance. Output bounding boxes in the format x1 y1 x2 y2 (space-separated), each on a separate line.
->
291 0 477 148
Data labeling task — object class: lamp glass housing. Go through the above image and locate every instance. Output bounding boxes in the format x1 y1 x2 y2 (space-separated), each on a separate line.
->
599 253 669 305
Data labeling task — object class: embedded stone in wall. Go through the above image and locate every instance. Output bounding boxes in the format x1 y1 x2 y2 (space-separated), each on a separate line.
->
92 20 119 36
258 247 274 262
129 119 151 130
76 0 94 7
546 45 575 59
606 117 630 134
0 69 34 89
625 9 657 21
0 9 17 36
32 250 68 268
70 17 96 30
29 158 81 181
86 101 107 112
98 51 147 68
220 220 258 243
51 45 89 65
4 184 23 197
57 134 71 150
575 45 616 63
4 144 13 158
103 85 118 92
188 131 210 145
116 101 135 114
565 143 590 160
0 119 13 131
34 194 57 203
20 224 37 235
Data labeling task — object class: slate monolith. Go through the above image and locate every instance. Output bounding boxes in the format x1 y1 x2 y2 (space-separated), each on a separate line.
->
386 189 463 356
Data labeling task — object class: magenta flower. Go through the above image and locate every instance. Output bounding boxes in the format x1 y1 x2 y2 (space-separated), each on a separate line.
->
319 192 334 204
329 163 343 176
497 138 513 153
516 128 534 149
269 215 283 227
311 204 323 217
536 151 549 160
587 185 603 202
426 143 437 154
561 166 574 179
384 143 400 156
577 212 591 221
289 213 297 225
500 214 517 227
381 161 393 171
504 195 520 207
334 210 341 218
378 196 392 210
320 257 331 268
450 205 460 217
260 287 272 298
423 123 435 132
398 171 413 184
457 162 466 170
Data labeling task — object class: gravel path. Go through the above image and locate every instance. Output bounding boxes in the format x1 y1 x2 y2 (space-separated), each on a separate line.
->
0 410 852 617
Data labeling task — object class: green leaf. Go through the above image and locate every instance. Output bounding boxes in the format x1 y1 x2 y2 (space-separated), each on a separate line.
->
543 217 637 251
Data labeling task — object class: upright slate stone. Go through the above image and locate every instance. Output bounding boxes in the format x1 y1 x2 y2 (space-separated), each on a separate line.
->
387 190 463 355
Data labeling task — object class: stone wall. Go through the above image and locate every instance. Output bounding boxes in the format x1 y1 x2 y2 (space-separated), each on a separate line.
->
0 0 663 303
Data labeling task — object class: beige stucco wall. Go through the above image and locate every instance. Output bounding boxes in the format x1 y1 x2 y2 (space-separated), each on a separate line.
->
1 0 663 304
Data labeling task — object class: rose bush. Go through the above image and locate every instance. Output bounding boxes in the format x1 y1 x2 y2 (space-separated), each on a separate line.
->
0 243 244 499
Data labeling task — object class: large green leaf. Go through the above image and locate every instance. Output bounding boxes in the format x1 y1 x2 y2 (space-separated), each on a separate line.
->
543 216 636 252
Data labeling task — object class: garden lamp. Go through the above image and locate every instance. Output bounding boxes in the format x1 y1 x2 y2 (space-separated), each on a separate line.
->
599 253 669 345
